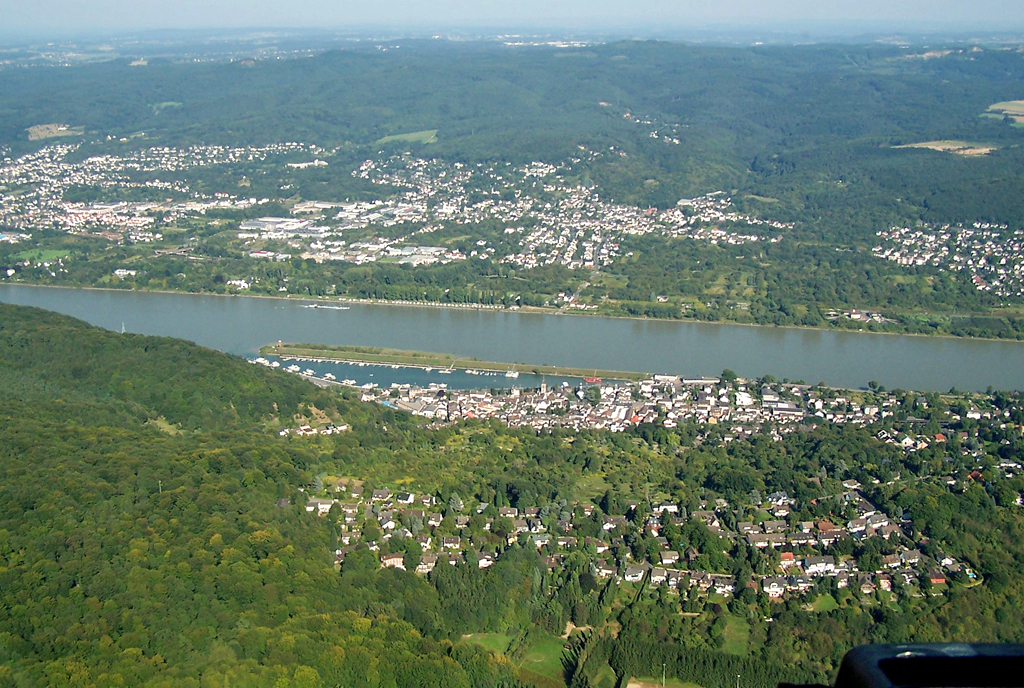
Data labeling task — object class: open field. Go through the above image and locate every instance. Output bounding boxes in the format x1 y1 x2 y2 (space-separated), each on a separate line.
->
26 123 84 141
463 631 566 687
461 632 513 654
626 678 705 688
262 343 649 381
985 101 1024 126
810 593 840 612
988 100 1024 116
893 140 996 156
13 249 71 262
722 617 749 655
590 662 618 688
151 101 183 113
376 129 438 144
517 632 568 688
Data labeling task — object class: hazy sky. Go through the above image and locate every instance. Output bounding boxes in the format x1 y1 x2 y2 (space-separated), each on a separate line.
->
3 0 1024 37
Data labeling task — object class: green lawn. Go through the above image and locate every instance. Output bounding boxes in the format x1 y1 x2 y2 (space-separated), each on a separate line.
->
627 678 705 688
518 632 568 688
722 617 749 655
14 249 71 262
811 593 839 612
461 632 512 654
464 631 567 688
575 474 611 501
376 129 438 144
592 662 618 688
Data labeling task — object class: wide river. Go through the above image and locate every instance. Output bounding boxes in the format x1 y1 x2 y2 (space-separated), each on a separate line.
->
2 284 1024 392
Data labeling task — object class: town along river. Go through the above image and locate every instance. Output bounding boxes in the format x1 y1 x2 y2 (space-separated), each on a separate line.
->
3 284 1024 392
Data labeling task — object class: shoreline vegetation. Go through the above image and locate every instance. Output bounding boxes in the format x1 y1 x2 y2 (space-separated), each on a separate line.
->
262 342 651 382
7 282 1024 345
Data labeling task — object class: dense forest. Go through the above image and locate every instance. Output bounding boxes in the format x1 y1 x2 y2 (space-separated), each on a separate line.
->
2 303 1024 687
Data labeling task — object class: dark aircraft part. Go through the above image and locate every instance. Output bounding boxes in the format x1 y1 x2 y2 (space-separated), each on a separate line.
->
783 644 1024 688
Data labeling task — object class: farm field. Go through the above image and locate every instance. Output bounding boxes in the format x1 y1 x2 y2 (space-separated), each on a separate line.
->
13 248 71 262
25 123 84 140
985 100 1024 126
893 140 996 155
376 129 439 144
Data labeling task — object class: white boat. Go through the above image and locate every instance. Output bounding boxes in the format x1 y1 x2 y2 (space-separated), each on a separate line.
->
270 361 280 368
303 369 315 376
286 364 301 373
438 368 453 374
505 370 520 378
324 373 336 381
342 379 357 385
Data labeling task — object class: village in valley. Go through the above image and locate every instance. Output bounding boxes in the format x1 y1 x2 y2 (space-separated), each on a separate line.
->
873 223 1024 298
286 370 1024 614
303 462 980 611
5 141 1024 331
0 141 796 276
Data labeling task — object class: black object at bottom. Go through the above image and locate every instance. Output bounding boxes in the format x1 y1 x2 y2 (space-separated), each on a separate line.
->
781 644 1024 688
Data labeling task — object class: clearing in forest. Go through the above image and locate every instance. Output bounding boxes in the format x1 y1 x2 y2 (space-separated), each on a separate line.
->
893 140 996 156
461 633 513 654
26 123 85 140
986 100 1024 122
626 679 705 688
376 129 439 144
517 632 569 688
721 616 750 655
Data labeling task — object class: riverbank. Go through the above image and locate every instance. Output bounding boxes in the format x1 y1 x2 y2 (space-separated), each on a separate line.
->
6 280 1020 343
263 343 650 382
5 282 1024 391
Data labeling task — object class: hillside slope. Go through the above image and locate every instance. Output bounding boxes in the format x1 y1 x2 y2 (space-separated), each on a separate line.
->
0 304 516 687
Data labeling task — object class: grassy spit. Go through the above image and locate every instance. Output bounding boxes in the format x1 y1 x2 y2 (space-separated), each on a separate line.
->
261 343 649 382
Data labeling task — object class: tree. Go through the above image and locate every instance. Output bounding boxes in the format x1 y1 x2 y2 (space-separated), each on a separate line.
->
448 492 464 513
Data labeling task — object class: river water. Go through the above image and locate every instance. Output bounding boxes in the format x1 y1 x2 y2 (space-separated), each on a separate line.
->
2 284 1023 392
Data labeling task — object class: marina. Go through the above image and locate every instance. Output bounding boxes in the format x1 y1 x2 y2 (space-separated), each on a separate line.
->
261 343 645 384
254 353 586 391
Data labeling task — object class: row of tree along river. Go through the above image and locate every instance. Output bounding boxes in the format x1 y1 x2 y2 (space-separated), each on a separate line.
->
2 284 1023 392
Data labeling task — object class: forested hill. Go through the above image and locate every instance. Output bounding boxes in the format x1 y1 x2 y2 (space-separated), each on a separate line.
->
0 304 516 687
0 304 317 429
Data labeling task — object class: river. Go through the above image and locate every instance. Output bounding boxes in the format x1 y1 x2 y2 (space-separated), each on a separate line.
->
2 284 1023 392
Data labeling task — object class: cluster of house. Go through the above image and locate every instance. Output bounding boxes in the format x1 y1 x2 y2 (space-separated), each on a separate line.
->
9 140 1024 314
873 224 1024 298
279 422 349 437
617 107 684 145
823 309 896 325
0 141 310 236
347 156 798 275
303 474 976 603
372 376 896 436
